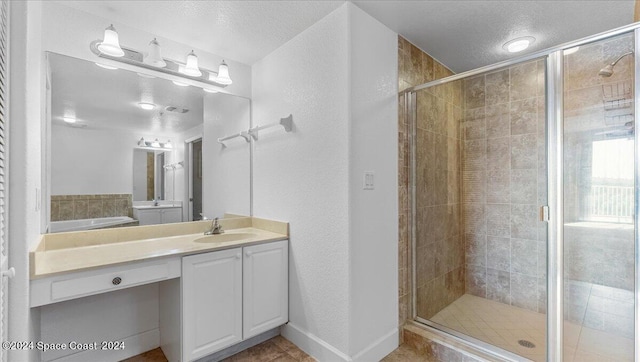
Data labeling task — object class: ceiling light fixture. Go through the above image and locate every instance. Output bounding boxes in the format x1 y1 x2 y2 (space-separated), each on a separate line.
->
503 36 535 53
91 27 233 88
145 38 166 68
203 88 219 93
138 102 155 110
212 60 233 85
95 62 118 70
97 24 125 57
63 116 77 124
182 50 202 77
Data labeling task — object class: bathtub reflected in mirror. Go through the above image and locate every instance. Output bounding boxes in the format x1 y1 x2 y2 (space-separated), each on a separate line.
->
46 52 251 233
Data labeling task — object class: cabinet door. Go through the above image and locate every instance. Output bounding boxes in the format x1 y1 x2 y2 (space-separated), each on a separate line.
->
136 209 162 225
161 208 182 224
243 240 288 339
182 248 242 361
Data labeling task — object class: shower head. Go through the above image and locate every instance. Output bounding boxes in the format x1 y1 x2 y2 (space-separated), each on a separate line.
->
598 64 614 77
598 51 634 77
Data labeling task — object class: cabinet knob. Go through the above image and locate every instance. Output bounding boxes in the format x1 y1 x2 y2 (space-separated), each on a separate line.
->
235 253 241 259
112 277 122 285
245 251 253 257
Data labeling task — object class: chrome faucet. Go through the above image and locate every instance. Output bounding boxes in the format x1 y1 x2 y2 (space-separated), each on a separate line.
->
204 217 224 235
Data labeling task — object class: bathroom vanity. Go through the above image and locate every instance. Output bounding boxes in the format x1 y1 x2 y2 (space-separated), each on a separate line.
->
132 204 183 226
30 217 289 362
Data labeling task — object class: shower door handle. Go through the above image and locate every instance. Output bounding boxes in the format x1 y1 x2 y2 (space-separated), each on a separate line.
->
540 206 550 222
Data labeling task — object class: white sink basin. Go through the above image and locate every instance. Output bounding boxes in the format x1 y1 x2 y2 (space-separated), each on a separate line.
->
193 233 258 243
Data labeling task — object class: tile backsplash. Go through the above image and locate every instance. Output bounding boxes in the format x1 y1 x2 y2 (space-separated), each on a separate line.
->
51 194 133 221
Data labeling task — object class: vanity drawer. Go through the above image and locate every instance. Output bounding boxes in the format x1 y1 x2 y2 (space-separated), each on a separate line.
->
31 257 181 307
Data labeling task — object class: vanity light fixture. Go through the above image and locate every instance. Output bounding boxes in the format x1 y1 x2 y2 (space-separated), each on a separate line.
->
95 62 118 70
138 102 156 110
137 137 173 150
145 38 166 68
503 36 535 53
212 60 232 85
91 26 233 88
97 24 125 57
181 50 202 77
151 138 161 148
138 137 146 146
165 140 173 149
63 116 77 124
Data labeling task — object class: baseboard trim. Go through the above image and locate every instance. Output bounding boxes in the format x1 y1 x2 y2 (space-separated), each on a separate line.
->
351 328 399 362
50 328 160 362
281 323 351 362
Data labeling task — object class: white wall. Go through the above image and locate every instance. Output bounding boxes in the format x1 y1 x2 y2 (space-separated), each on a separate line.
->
347 5 398 359
8 2 44 361
202 93 251 218
252 3 398 360
252 4 352 359
50 125 179 195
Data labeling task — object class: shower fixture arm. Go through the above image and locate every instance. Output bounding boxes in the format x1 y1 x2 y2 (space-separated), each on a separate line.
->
608 51 634 67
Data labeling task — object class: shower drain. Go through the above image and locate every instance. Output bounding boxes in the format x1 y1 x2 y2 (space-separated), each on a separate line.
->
518 340 536 349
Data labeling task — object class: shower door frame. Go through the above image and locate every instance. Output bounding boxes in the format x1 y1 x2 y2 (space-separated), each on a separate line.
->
405 23 640 362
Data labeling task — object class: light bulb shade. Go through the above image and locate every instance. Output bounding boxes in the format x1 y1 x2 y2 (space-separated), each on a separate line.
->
214 60 233 85
138 137 146 146
98 24 125 57
165 140 173 148
182 50 202 77
145 38 166 67
151 138 161 147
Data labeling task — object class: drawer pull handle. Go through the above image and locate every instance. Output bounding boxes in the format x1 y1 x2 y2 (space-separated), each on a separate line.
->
112 277 122 285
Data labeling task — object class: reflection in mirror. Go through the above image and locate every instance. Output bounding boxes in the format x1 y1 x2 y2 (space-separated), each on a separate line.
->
47 52 251 233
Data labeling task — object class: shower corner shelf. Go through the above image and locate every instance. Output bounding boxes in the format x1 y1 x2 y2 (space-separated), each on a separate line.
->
602 80 633 111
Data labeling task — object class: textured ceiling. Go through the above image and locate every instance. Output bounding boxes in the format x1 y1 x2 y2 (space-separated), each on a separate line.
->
56 1 636 73
354 0 636 73
55 0 345 65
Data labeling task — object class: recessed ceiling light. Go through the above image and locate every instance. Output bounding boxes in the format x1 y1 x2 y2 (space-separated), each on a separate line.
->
63 116 76 124
138 102 155 110
95 62 118 70
172 81 189 87
564 46 580 55
503 36 535 53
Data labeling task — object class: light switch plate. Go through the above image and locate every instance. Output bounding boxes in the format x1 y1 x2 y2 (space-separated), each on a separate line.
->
363 172 375 190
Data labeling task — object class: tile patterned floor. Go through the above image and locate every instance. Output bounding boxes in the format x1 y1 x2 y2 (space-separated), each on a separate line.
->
430 294 634 362
122 336 314 362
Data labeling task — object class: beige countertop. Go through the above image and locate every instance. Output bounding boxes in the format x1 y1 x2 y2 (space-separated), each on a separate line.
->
31 217 288 279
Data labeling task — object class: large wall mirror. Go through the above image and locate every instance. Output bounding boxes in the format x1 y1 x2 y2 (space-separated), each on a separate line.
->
46 52 251 233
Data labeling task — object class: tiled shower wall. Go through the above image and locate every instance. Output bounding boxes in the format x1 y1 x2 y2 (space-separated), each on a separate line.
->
462 59 548 313
51 194 133 221
414 80 465 320
398 36 455 328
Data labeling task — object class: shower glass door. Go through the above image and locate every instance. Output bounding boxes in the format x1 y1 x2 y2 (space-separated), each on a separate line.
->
562 31 635 362
412 58 549 361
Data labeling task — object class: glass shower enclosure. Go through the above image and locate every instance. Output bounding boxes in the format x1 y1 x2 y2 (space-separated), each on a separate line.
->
406 26 639 361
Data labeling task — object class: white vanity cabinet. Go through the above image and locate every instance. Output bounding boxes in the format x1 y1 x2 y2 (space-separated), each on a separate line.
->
134 206 183 225
182 248 243 361
180 239 288 361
